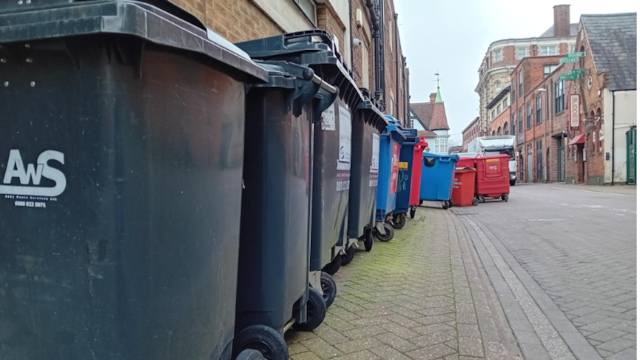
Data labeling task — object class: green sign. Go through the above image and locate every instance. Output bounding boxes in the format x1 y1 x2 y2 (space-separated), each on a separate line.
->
566 52 586 58
560 57 578 63
559 74 578 80
572 69 586 75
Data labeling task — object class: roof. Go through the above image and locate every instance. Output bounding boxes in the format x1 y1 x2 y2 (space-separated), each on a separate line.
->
418 130 437 138
430 102 450 130
539 23 580 38
581 13 637 91
486 86 511 109
435 88 443 103
412 102 434 129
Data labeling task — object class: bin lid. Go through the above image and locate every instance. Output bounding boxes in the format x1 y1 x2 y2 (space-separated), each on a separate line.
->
382 116 408 144
357 96 389 134
386 115 419 145
235 30 363 112
423 153 460 162
0 0 268 83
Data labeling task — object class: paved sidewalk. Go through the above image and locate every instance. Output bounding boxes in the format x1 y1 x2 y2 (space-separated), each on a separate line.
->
521 183 636 196
286 207 521 360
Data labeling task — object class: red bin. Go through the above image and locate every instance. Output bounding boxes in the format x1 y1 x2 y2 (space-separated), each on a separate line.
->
456 156 476 169
408 137 429 218
476 154 510 202
452 169 477 207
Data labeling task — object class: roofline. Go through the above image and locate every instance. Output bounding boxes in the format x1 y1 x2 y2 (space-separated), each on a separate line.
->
409 105 430 130
486 86 511 109
462 117 480 133
580 12 637 17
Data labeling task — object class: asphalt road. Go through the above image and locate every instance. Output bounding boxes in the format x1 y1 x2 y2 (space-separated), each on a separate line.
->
454 184 636 360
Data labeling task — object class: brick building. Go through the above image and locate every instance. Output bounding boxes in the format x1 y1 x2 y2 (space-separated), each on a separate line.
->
474 5 577 135
487 86 511 136
170 0 411 125
462 117 482 151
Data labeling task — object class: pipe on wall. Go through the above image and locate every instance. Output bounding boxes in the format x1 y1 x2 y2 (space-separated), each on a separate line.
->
394 13 399 120
611 90 616 185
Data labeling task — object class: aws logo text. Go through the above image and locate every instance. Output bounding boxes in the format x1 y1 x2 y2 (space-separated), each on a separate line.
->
0 150 67 197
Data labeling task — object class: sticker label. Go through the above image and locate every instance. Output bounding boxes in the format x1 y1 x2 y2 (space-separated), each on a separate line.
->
370 133 379 173
321 105 336 131
337 106 351 170
1 149 66 208
390 142 400 194
398 161 408 170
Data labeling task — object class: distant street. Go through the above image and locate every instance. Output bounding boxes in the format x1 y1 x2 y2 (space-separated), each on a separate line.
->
455 184 636 360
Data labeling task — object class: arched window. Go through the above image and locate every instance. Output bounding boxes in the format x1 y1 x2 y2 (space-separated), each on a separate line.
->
492 130 496 136
497 127 502 135
504 122 509 135
590 110 596 152
579 45 586 69
596 108 602 152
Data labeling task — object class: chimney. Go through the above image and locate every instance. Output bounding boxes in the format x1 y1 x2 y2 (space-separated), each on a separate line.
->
429 93 437 103
553 5 570 38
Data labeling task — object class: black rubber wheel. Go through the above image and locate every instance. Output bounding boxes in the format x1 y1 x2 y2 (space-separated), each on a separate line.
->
364 229 374 252
320 272 337 308
236 349 265 360
442 201 449 210
410 208 416 219
449 200 454 208
323 254 341 275
479 196 486 203
292 288 327 332
472 198 479 206
233 325 288 360
510 180 516 186
419 200 423 206
503 194 509 202
392 214 406 229
340 246 355 266
375 223 394 242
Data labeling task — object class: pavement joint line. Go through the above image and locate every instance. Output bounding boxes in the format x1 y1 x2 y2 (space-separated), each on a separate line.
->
548 186 636 197
462 216 578 360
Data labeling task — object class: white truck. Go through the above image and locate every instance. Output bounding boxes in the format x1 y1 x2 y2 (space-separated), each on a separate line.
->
467 136 517 185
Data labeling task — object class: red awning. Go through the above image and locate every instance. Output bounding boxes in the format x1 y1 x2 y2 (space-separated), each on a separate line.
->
569 134 585 145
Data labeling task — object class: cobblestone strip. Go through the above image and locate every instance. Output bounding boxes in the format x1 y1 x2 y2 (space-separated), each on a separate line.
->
459 215 579 360
285 207 520 360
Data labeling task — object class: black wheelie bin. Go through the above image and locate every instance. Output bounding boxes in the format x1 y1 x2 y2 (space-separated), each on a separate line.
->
236 31 364 308
345 92 389 257
0 1 269 360
232 60 337 360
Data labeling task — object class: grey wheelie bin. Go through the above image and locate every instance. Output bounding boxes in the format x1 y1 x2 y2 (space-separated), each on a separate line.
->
233 60 337 360
0 1 267 360
236 31 364 308
346 92 389 257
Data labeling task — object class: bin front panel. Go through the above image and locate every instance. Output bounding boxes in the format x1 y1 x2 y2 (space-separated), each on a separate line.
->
420 154 458 202
375 135 392 220
236 87 311 332
452 170 477 207
310 99 351 270
347 113 378 239
476 155 510 197
0 40 244 360
409 138 428 207
393 141 416 214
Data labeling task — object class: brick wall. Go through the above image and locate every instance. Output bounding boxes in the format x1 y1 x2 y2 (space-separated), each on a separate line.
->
317 3 346 58
349 0 374 90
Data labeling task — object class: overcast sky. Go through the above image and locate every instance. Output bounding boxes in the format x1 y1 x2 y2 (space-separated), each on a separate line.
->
394 0 638 141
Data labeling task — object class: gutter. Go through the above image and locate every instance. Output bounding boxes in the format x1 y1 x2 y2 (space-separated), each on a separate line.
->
611 90 616 186
394 13 399 120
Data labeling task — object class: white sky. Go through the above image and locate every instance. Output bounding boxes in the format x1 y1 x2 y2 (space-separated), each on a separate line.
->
394 0 638 141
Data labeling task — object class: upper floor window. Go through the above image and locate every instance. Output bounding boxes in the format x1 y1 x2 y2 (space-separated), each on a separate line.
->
518 109 523 133
511 79 516 99
492 49 503 63
543 65 558 77
503 98 508 109
294 0 317 25
536 95 542 124
491 109 496 119
516 47 527 60
497 104 502 113
518 71 523 97
511 115 516 135
568 45 575 54
540 45 556 56
555 80 565 113
526 104 532 129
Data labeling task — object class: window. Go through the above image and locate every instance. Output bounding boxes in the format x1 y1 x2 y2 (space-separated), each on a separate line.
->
511 79 516 99
511 115 516 135
503 98 508 109
526 104 532 129
362 44 369 89
543 65 558 77
497 127 502 135
497 104 502 113
389 20 393 49
568 45 574 54
518 109 523 133
540 45 556 55
518 70 523 97
554 80 565 113
504 122 509 135
516 47 527 60
435 138 447 154
492 49 503 63
491 109 496 119
294 0 317 25
536 95 542 124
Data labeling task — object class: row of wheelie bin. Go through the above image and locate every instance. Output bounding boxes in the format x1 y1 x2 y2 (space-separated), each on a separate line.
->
0 2 393 360
453 155 511 206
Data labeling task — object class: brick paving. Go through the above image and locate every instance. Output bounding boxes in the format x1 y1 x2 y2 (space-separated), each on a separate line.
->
286 207 521 360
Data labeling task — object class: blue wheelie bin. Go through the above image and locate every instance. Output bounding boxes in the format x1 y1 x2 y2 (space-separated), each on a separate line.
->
233 59 337 360
373 117 406 242
344 93 389 256
236 31 364 306
390 119 420 230
419 153 460 210
0 2 267 360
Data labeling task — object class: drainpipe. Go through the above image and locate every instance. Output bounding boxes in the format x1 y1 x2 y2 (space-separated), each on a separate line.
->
394 13 399 120
365 0 380 101
349 0 354 72
611 91 616 186
380 0 386 109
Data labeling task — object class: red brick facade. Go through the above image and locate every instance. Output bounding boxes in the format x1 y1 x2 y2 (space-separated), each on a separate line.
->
462 117 482 151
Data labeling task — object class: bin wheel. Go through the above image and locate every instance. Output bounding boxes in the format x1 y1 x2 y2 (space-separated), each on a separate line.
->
442 201 449 210
410 208 416 219
292 288 327 332
341 246 355 265
233 325 288 360
479 196 486 203
364 229 374 252
375 223 394 242
236 349 266 360
323 254 341 275
320 272 337 308
502 194 509 202
472 198 479 206
419 200 423 206
392 214 406 229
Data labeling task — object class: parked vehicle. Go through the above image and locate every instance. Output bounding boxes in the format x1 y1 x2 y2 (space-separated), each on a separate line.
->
467 136 517 185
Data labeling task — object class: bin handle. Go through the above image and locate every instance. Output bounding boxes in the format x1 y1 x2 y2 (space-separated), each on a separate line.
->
311 74 337 94
439 157 452 163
